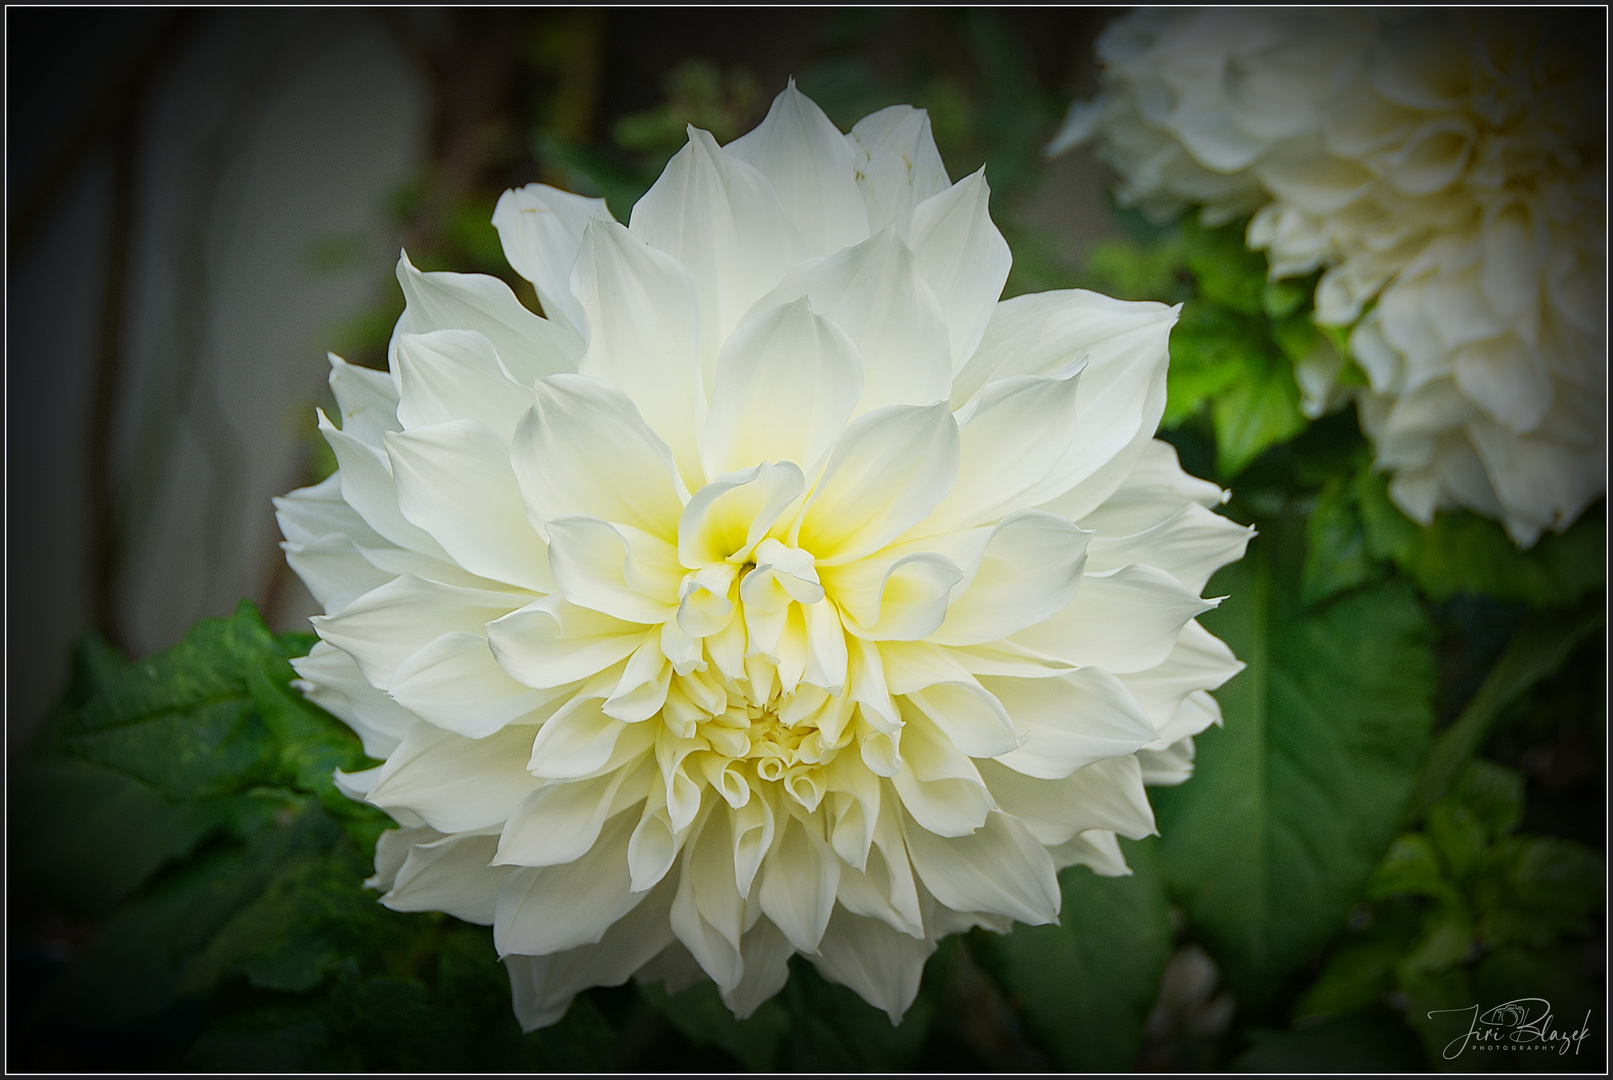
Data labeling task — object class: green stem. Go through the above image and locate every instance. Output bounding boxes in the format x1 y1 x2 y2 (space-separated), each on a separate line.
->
1410 595 1604 817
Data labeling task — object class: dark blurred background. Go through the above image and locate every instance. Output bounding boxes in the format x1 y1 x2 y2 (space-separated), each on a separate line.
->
6 7 1122 745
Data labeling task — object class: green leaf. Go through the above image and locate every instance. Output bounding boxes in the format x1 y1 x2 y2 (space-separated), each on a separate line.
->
1367 835 1458 905
974 838 1173 1070
1211 354 1308 478
1357 472 1606 607
1164 302 1257 427
37 798 344 1027
1152 512 1437 1009
1301 475 1381 605
1411 600 1604 815
1231 1008 1425 1073
1180 218 1267 316
778 954 936 1071
1292 898 1423 1021
639 979 790 1071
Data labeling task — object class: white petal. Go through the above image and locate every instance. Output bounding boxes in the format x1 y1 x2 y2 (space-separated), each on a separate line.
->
491 770 640 879
670 807 747 993
388 631 564 739
812 909 935 1024
281 531 396 615
547 516 681 624
394 329 532 441
1011 564 1216 674
678 462 805 568
291 641 415 757
902 809 1060 926
904 679 1020 759
1085 502 1253 594
328 354 400 447
495 812 646 955
1119 620 1244 736
391 252 581 383
758 812 839 953
795 402 960 565
846 105 951 239
725 81 869 257
487 594 649 690
527 694 643 779
319 409 452 560
924 367 1085 532
511 374 686 544
980 755 1155 846
703 297 864 477
274 471 386 548
366 721 542 832
825 552 962 641
1047 829 1131 877
908 169 1012 371
750 229 952 415
890 708 995 837
930 511 1092 646
492 183 613 340
721 918 796 1019
984 669 1158 779
630 126 806 368
1453 333 1553 434
387 420 553 592
506 874 677 1032
312 574 525 689
381 829 508 924
572 219 706 485
1075 439 1227 536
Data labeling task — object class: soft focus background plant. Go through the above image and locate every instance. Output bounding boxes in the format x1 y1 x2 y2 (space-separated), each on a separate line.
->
9 8 1603 1072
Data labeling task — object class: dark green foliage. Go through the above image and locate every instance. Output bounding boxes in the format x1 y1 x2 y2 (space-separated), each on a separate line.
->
972 838 1174 1070
1152 512 1438 1011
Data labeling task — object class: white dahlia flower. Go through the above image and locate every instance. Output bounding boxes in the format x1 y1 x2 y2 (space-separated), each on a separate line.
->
277 84 1250 1029
1053 9 1606 546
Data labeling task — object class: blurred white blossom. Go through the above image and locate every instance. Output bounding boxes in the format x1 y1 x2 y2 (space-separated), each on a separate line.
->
278 84 1249 1030
1053 9 1606 545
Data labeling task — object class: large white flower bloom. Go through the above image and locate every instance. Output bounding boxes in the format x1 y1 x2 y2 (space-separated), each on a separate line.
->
277 85 1250 1029
1053 9 1606 546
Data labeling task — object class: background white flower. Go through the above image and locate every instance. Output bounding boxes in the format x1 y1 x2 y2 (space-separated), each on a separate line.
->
277 84 1251 1030
1052 9 1606 546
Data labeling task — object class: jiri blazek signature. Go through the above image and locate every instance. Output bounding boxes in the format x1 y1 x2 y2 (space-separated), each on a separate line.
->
1430 998 1594 1060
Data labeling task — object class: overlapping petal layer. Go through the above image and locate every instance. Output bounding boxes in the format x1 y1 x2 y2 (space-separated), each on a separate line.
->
282 84 1249 1029
1054 9 1606 546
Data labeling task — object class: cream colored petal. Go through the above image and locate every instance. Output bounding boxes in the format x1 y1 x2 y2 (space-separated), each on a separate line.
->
381 829 508 924
795 402 960 565
1010 564 1216 674
811 908 936 1025
572 219 706 486
387 420 553 593
908 169 1012 372
750 229 952 416
492 182 614 341
890 708 995 838
930 511 1092 646
511 373 687 544
980 755 1156 846
312 573 526 689
1084 502 1253 594
388 631 566 739
630 126 807 371
847 105 951 239
547 516 681 624
494 812 647 955
984 669 1158 779
391 251 581 383
366 721 543 832
505 874 677 1032
291 641 415 758
394 329 532 441
902 809 1060 926
487 594 649 690
725 81 869 257
758 812 839 953
702 297 863 477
